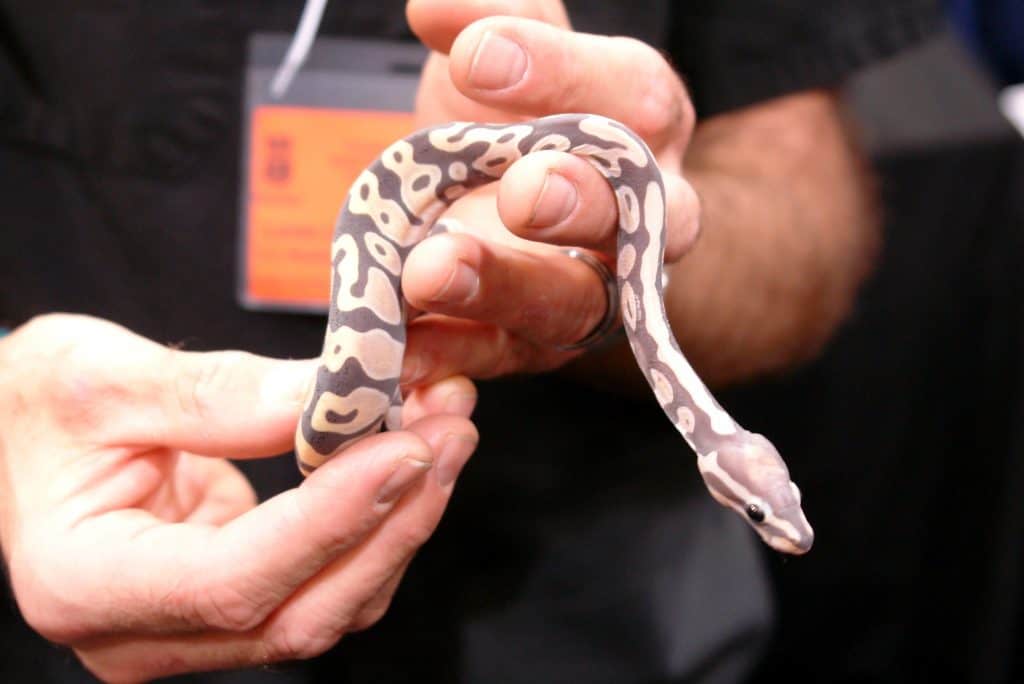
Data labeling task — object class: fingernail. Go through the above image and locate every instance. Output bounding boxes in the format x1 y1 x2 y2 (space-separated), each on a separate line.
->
468 32 527 90
529 172 578 227
431 261 479 304
444 392 477 417
376 457 432 507
260 361 314 408
436 433 477 489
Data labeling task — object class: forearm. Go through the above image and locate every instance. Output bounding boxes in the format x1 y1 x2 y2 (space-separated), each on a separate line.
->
669 91 879 386
571 91 880 391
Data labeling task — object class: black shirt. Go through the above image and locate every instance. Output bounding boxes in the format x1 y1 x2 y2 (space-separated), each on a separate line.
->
0 2 941 683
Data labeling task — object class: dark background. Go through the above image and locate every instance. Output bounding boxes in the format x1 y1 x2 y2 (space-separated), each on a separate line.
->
747 28 1024 682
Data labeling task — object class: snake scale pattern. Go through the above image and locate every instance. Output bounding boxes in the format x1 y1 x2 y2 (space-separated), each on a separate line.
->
295 113 814 555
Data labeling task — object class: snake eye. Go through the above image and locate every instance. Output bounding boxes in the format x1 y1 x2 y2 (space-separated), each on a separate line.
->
745 504 766 523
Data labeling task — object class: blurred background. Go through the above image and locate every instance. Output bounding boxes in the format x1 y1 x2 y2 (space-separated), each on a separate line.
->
748 1 1024 679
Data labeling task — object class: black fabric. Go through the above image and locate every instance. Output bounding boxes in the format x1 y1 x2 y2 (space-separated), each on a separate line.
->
665 0 942 116
748 136 1024 684
0 2 945 683
0 1 943 176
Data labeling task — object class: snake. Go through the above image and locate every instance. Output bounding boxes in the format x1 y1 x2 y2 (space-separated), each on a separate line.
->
294 113 814 555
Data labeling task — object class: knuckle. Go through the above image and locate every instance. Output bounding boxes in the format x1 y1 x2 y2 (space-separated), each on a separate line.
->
609 35 658 63
173 350 248 425
8 545 87 644
52 364 128 435
78 649 181 684
75 653 135 684
664 177 703 261
519 0 568 25
2 315 73 377
189 582 268 632
2 314 139 435
392 519 438 557
609 36 694 140
675 94 697 145
287 487 350 559
11 313 60 346
266 617 345 662
561 50 593 108
13 314 116 361
488 328 523 377
173 354 214 423
514 298 554 338
684 181 703 230
349 601 391 632
13 589 71 644
15 313 78 344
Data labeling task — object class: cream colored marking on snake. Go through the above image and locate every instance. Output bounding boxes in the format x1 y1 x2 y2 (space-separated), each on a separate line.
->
295 114 814 554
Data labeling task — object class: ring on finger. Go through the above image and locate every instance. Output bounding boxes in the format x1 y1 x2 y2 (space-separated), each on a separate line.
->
554 247 622 352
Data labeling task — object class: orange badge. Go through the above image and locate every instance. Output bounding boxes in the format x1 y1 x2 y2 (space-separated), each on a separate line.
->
244 106 415 310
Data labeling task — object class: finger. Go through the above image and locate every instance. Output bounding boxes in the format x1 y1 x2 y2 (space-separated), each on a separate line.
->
74 419 477 682
3 315 315 469
32 426 445 641
130 452 258 526
258 416 477 651
148 353 316 459
498 151 702 262
402 316 570 385
77 564 407 681
410 1 569 127
42 321 317 459
75 633 262 684
407 0 569 54
186 414 473 631
348 557 412 632
448 17 694 149
402 232 609 348
77 553 384 684
183 457 258 526
498 150 618 251
76 563 413 683
400 374 478 422
175 427 447 632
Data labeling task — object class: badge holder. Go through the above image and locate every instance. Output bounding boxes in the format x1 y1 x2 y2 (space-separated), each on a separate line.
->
238 33 426 313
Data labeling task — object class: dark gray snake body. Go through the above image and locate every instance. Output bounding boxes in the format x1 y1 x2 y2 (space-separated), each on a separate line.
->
296 114 814 555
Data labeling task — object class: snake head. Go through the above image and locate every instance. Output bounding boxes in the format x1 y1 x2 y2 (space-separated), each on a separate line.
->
697 432 815 555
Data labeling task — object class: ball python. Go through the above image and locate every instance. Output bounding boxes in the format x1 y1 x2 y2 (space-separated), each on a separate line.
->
294 113 814 555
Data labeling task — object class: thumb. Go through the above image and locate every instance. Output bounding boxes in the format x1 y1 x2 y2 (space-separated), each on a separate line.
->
407 0 570 54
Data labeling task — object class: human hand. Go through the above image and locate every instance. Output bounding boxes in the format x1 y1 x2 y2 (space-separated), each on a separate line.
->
399 0 701 386
0 314 477 682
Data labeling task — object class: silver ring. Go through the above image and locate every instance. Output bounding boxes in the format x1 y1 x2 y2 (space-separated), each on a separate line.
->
554 247 621 351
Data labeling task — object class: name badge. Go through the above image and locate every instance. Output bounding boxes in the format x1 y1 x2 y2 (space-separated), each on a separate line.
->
239 34 425 313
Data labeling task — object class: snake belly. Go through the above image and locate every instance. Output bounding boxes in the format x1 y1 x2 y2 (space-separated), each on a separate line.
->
295 113 815 555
